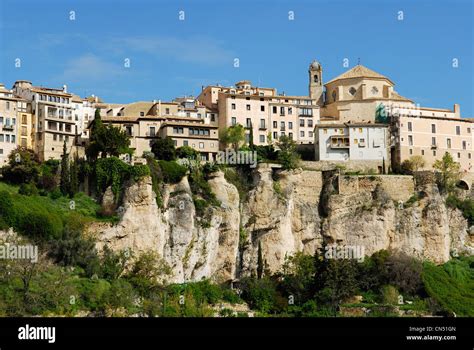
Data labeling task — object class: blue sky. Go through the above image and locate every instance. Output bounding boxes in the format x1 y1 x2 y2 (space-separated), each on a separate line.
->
0 0 472 116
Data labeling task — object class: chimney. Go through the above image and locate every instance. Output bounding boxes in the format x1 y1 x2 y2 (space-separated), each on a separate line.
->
454 104 460 117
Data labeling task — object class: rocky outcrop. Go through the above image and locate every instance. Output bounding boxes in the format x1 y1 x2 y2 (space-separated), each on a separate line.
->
91 165 474 283
91 172 240 284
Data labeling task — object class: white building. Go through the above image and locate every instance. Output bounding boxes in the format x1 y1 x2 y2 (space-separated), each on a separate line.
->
0 84 19 165
315 122 389 170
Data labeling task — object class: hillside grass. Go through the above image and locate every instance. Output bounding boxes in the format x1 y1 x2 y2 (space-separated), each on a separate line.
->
422 256 474 316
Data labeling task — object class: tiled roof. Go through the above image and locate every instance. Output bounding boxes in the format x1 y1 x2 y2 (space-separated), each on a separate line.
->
326 65 394 85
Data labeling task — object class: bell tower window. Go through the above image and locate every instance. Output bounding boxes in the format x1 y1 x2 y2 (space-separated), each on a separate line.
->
313 74 319 83
332 90 337 102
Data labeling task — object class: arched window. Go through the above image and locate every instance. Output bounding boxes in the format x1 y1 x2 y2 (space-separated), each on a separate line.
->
313 74 319 83
349 87 357 96
332 90 337 102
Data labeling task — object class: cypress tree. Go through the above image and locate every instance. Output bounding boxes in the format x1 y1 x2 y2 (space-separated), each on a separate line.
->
60 140 70 196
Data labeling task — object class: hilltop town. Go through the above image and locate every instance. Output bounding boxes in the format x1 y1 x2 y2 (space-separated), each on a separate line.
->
1 61 472 182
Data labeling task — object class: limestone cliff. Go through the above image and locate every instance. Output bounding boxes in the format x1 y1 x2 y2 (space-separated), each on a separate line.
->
91 165 474 283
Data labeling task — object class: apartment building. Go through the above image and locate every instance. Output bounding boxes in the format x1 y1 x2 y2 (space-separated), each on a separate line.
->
391 114 474 173
72 94 96 141
98 98 219 161
17 99 34 149
315 122 389 172
0 84 19 165
198 75 320 147
12 81 77 160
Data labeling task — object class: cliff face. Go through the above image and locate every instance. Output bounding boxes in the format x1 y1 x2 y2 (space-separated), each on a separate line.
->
91 166 474 283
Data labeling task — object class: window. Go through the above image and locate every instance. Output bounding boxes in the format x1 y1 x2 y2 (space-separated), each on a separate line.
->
300 119 305 127
323 129 327 134
0 117 3 124
231 103 236 110
289 132 293 139
272 106 277 114
332 90 337 102
260 105 265 112
165 108 170 114
259 135 265 143
260 119 266 129
53 134 57 141
456 126 461 135
358 128 362 133
273 132 277 139
246 104 251 111
371 86 378 95
6 102 10 110
409 149 413 155
288 107 293 115
433 150 436 156
447 138 451 149
183 140 188 146
300 131 305 137
408 122 412 131
353 138 358 144
140 112 145 117
199 142 204 149
408 135 413 146
280 121 285 130
349 87 356 96
431 124 436 133
309 131 313 138
288 122 293 130
463 141 467 150
231 117 236 125
308 120 313 128
273 121 277 128
149 127 156 136
469 153 472 159
0 149 2 155
468 127 471 133
246 118 251 127
421 150 425 156
0 134 3 142
458 153 461 159
280 107 285 115
432 137 436 145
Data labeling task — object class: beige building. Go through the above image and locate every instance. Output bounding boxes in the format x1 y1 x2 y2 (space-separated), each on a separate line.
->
98 98 219 161
391 115 474 174
0 84 19 165
17 99 35 149
198 74 320 147
12 81 77 161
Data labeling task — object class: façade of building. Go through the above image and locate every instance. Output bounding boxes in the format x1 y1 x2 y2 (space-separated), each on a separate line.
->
314 63 473 174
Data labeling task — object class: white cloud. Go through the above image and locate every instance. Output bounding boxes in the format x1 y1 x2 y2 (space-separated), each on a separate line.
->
112 35 234 65
57 53 126 83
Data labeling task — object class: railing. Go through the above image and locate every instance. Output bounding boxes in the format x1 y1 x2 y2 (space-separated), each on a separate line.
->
2 125 14 131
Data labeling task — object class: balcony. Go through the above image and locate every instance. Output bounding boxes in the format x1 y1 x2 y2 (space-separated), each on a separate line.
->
330 136 349 149
2 124 14 131
431 144 438 149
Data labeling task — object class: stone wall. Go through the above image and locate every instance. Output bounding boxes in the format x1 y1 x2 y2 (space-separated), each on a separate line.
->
302 160 387 173
337 174 415 202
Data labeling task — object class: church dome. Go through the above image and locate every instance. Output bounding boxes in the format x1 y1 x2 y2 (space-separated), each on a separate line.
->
310 60 321 70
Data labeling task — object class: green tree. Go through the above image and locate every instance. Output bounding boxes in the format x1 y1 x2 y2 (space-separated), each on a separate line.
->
176 145 199 160
401 155 426 174
277 135 300 170
69 154 79 197
151 137 176 161
86 109 105 161
248 120 254 148
433 152 461 193
60 140 71 196
220 124 245 151
2 147 40 184
101 125 131 157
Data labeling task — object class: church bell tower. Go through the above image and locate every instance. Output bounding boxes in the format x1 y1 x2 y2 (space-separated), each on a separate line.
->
309 60 323 106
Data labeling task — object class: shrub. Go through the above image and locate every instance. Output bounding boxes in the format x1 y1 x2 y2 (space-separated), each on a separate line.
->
18 182 39 196
158 160 187 184
176 146 199 160
380 285 399 305
151 137 176 161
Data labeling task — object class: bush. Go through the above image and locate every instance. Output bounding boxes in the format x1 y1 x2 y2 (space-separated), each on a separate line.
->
380 285 399 305
151 137 176 161
158 160 187 184
176 146 199 160
18 182 39 196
